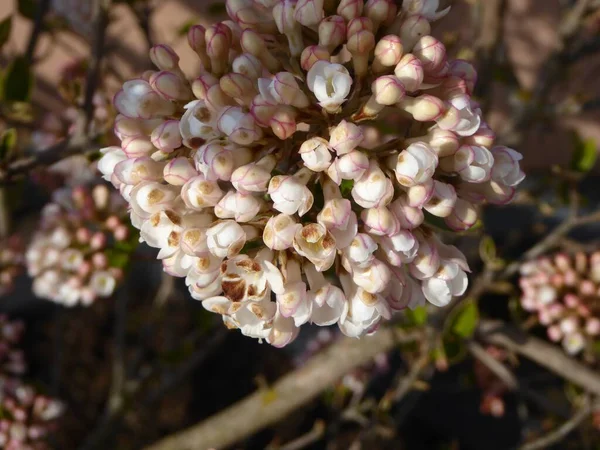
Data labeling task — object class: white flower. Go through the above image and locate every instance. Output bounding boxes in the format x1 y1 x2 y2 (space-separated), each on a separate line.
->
437 96 481 137
342 233 378 269
181 176 225 210
263 214 301 250
307 60 353 112
98 147 128 184
444 145 494 183
401 0 450 22
206 220 247 258
114 79 175 119
351 160 394 208
179 100 218 148
395 142 438 187
268 175 314 216
140 210 183 258
317 198 358 248
351 258 391 294
329 120 363 155
378 230 419 266
562 332 585 355
293 223 337 272
422 244 469 307
490 146 525 187
215 190 262 222
89 271 117 298
219 255 270 303
299 137 332 172
424 180 457 218
305 264 348 326
327 150 369 184
217 106 263 145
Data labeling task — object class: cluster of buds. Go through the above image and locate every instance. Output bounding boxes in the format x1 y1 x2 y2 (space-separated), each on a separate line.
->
0 316 63 450
519 252 600 356
26 184 131 306
98 0 524 346
0 236 25 298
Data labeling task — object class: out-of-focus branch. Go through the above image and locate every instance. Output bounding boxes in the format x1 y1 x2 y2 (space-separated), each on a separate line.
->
468 341 518 391
144 328 421 450
25 0 51 64
478 321 600 396
519 396 595 450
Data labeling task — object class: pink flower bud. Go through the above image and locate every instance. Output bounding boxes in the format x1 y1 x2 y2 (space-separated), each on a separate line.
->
151 120 182 153
365 0 397 30
121 136 155 158
268 175 314 216
361 207 400 236
191 74 219 100
586 318 600 336
424 180 457 218
395 142 438 187
399 14 431 51
268 72 310 108
406 128 458 157
450 60 477 94
390 197 424 229
445 198 478 231
232 53 264 79
187 25 211 70
347 17 374 37
406 178 434 207
231 160 273 194
114 79 175 120
318 15 346 51
220 73 257 104
294 0 324 26
195 143 235 182
205 23 233 75
181 176 225 210
163 157 198 185
437 96 481 136
149 44 180 72
464 123 495 147
490 146 525 187
327 150 369 184
337 0 363 21
342 233 377 269
113 157 165 185
299 137 332 172
397 94 444 121
215 190 262 222
114 225 129 241
394 53 424 92
413 36 447 73
547 325 563 342
352 258 391 294
317 197 352 230
409 234 440 280
241 29 280 72
329 120 363 155
90 232 107 250
300 45 330 71
359 75 406 118
206 220 247 258
373 35 404 73
263 214 301 250
205 84 236 111
347 30 376 77
76 227 91 244
217 106 263 145
149 71 191 101
352 160 394 208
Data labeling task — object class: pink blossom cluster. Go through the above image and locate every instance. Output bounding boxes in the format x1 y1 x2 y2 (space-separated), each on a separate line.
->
0 236 25 298
0 316 63 450
26 185 129 306
98 0 524 346
520 252 600 355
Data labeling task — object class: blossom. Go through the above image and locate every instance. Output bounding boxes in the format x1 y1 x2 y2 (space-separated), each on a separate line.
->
307 60 352 112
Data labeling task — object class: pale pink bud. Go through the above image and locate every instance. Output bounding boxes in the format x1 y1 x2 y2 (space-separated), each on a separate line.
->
120 136 154 158
264 214 301 250
445 198 478 231
299 137 332 172
215 190 262 222
90 232 107 251
464 124 496 148
424 181 457 218
113 157 164 185
346 30 376 77
149 44 180 72
269 108 297 140
151 120 182 153
163 157 198 185
250 94 278 127
231 161 272 194
294 0 324 26
586 318 600 336
217 106 263 145
268 175 314 216
365 0 397 30
220 73 257 104
402 0 451 22
267 72 310 108
329 120 363 155
490 146 525 187
318 15 346 51
300 45 330 72
379 230 419 266
343 233 377 269
232 53 264 79
337 0 363 21
205 84 236 111
395 142 438 187
450 59 477 94
389 197 424 229
149 71 191 101
347 17 374 37
114 79 175 119
274 0 304 56
187 25 211 70
307 61 353 112
394 53 424 92
352 160 394 208
98 147 127 183
195 144 234 182
547 325 563 342
437 96 481 136
399 14 431 51
205 23 233 75
361 207 400 236
409 234 440 280
406 128 458 157
444 145 494 183
413 36 447 73
406 178 434 207
114 115 160 140
241 29 280 72
191 74 219 101
373 35 404 73
293 223 337 272
181 176 224 210
317 198 352 230
359 75 406 118
327 150 369 184
352 258 391 294
206 220 247 258
397 94 444 121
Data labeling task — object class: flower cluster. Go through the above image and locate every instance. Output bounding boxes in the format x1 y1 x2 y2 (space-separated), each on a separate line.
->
26 185 131 306
98 0 524 346
519 252 600 356
0 316 63 450
0 236 24 298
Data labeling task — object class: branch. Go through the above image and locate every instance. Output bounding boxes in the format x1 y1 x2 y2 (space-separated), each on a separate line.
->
478 321 600 397
468 340 518 391
144 328 421 450
25 0 51 64
519 396 595 450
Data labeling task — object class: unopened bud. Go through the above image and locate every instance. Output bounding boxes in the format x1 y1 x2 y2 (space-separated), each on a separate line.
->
346 30 375 77
337 0 363 21
205 23 233 75
149 71 191 101
151 120 182 153
164 157 198 185
397 94 444 121
270 108 297 140
241 29 280 72
318 15 346 52
373 35 404 73
394 53 424 91
294 0 324 26
413 36 447 73
300 45 330 71
220 73 257 104
187 25 211 71
400 15 431 51
365 0 397 31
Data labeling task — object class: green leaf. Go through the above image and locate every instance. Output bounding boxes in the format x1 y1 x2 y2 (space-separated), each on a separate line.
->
450 299 479 338
3 56 33 102
478 235 496 265
107 250 130 269
0 16 12 48
405 306 428 326
0 128 17 161
18 0 36 20
570 132 597 173
442 335 468 364
240 239 263 254
340 179 354 198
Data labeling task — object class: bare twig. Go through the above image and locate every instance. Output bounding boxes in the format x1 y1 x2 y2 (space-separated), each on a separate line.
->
468 340 518 390
519 396 595 450
389 329 434 402
478 321 600 397
25 0 51 64
144 328 421 450
273 420 326 450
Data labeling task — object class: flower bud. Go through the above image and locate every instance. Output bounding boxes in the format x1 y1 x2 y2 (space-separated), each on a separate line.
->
373 35 404 73
264 214 301 250
207 220 247 258
293 223 337 272
318 15 346 52
250 94 277 127
399 15 431 51
446 145 494 183
365 0 397 31
299 137 332 172
181 176 225 210
149 71 192 101
231 161 272 194
269 108 296 140
217 106 263 145
232 53 263 79
361 207 400 236
346 30 376 77
329 120 363 155
241 29 280 72
347 17 373 37
358 75 406 118
187 25 211 70
407 178 434 207
406 128 458 157
436 96 481 136
490 146 525 187
114 79 175 120
268 175 314 216
337 0 363 21
191 74 219 100
444 198 478 231
114 157 165 185
402 0 451 22
409 234 440 280
352 160 394 208
163 157 198 185
205 23 233 75
151 120 182 153
274 0 304 56
395 142 438 187
98 147 128 183
327 150 369 184
215 190 262 222
394 53 424 92
300 45 330 71
121 136 156 158
397 94 443 121
389 197 424 229
424 181 457 218
352 258 391 294
294 0 324 26
413 36 447 73
149 44 180 72
464 123 495 147
220 73 257 104
342 233 377 269
450 59 477 94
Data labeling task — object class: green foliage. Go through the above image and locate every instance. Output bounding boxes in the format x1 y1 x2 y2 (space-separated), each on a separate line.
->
449 299 479 339
340 179 354 198
3 56 33 102
0 15 12 48
0 128 17 162
405 306 428 327
570 132 597 173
